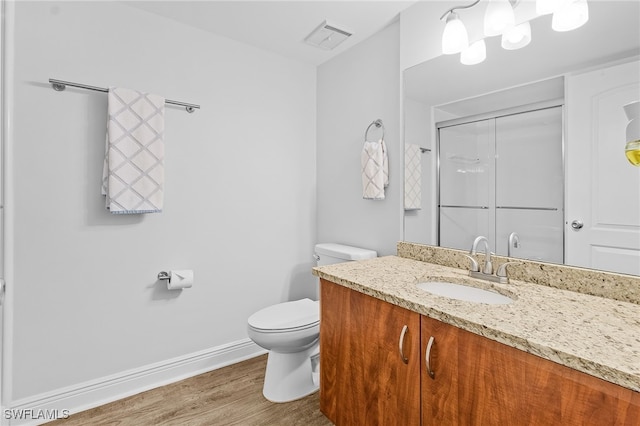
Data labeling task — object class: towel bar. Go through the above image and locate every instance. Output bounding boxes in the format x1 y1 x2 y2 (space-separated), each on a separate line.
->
365 119 385 141
48 78 200 113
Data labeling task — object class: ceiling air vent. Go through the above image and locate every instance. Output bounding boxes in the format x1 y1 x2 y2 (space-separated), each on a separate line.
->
304 20 352 50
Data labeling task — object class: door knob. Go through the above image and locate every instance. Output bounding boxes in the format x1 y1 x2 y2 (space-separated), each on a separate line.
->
571 219 584 230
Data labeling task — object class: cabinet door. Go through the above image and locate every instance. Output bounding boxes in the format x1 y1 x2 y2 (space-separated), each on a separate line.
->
320 279 421 425
458 325 640 425
422 316 527 425
421 316 459 425
422 316 640 425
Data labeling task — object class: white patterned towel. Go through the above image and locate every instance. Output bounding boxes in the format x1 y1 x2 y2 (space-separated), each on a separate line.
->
404 144 422 210
102 87 165 214
361 139 388 200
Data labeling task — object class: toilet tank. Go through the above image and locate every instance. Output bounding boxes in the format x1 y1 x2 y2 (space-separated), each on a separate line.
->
314 243 377 266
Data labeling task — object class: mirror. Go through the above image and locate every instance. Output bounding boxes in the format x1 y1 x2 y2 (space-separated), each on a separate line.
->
403 1 640 274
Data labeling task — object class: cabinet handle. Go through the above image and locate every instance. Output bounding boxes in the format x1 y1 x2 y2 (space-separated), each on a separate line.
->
399 325 409 364
425 336 435 379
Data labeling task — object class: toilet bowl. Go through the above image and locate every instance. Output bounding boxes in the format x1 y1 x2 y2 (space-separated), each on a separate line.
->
247 243 377 403
248 298 320 403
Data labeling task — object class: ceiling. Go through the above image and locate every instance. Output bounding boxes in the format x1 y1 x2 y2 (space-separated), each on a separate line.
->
126 1 418 66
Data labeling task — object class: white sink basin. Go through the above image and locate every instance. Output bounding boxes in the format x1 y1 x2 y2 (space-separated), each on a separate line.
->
417 281 513 305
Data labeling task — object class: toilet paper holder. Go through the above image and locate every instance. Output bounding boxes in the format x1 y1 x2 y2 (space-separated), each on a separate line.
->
158 270 194 290
157 271 171 282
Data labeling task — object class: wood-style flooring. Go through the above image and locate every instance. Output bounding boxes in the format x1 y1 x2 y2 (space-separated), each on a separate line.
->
49 354 333 425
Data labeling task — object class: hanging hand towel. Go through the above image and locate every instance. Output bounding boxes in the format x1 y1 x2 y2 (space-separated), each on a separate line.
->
101 87 165 214
361 138 388 200
404 144 422 210
382 139 389 188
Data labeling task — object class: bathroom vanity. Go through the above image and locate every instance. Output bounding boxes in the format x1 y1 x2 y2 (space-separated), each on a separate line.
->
313 243 640 425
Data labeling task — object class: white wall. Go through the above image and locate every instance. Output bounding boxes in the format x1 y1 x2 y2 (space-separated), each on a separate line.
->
6 0 316 404
399 1 447 71
316 21 402 256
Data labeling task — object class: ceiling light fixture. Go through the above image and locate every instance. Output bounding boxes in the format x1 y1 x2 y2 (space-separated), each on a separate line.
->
501 21 532 50
442 12 469 54
461 39 487 65
536 0 558 15
440 0 479 55
439 0 591 66
552 0 589 32
484 0 516 36
304 20 352 51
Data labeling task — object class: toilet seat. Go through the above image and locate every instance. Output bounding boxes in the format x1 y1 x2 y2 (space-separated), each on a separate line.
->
248 298 319 332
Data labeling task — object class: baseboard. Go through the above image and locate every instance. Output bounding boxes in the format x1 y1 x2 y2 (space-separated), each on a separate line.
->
6 339 266 425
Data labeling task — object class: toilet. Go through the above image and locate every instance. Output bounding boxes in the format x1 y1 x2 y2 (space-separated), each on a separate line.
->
247 243 377 403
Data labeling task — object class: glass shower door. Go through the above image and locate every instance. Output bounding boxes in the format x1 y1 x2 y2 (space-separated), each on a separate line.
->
438 120 494 251
438 105 564 263
494 107 564 263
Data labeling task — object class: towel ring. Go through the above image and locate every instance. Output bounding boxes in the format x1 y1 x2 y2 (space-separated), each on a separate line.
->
365 119 385 142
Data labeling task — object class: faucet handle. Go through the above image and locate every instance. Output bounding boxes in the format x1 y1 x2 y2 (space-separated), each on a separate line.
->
483 258 493 275
463 254 480 272
496 261 522 279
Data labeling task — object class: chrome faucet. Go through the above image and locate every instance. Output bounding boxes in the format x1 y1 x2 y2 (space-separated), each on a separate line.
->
464 235 517 284
508 232 520 257
470 236 493 275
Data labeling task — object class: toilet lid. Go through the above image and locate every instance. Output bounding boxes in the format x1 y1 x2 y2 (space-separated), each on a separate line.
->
248 298 319 331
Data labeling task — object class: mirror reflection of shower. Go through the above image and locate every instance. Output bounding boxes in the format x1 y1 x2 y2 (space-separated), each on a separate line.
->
436 104 564 264
402 1 640 275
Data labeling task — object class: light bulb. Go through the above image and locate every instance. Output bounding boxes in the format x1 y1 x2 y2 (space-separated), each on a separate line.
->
501 21 532 50
442 12 469 55
484 0 515 36
461 39 487 65
536 0 558 15
506 27 524 43
552 0 589 32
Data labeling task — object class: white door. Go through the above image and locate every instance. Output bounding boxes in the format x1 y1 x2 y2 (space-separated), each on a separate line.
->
565 59 640 275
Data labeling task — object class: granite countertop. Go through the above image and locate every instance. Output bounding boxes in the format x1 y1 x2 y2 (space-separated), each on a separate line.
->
312 255 640 392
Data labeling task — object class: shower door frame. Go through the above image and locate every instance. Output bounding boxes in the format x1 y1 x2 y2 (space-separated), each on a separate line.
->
435 99 565 258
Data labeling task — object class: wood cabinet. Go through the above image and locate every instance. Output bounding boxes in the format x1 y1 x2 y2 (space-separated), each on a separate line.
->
320 279 640 425
319 279 421 425
422 316 640 426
